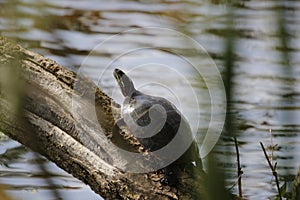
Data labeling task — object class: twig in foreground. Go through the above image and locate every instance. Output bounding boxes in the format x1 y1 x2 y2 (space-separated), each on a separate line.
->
260 141 282 200
234 137 243 198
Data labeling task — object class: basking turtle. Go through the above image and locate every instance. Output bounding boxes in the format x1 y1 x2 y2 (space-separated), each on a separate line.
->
112 68 202 186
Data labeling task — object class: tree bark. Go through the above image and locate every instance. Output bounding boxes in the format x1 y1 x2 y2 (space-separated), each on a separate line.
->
0 36 205 200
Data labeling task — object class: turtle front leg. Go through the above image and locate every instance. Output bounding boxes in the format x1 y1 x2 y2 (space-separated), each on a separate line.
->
112 118 126 137
160 164 178 186
111 118 126 143
111 118 136 152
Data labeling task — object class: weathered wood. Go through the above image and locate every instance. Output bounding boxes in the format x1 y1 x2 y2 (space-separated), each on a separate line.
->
0 36 205 199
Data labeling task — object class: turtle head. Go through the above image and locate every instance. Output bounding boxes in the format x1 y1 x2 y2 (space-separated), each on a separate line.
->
113 68 136 97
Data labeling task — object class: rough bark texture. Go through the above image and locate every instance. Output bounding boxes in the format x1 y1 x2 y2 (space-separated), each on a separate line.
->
0 36 205 199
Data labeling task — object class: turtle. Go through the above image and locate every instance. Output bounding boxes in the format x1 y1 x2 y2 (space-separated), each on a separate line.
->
112 68 202 186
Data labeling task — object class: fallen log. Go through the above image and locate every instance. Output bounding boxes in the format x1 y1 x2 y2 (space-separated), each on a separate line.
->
0 36 205 199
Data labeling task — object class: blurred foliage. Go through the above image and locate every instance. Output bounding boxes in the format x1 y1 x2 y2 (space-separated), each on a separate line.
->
204 1 236 199
0 185 15 200
0 0 299 199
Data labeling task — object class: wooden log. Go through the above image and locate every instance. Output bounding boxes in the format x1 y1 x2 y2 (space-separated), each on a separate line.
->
0 36 205 199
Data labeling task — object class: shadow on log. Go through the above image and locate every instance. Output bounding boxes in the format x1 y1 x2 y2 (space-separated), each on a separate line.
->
0 36 205 199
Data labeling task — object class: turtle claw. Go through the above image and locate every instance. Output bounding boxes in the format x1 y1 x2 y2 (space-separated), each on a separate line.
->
160 171 177 186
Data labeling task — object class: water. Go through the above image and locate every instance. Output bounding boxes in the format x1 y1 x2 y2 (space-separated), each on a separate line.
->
1 0 300 199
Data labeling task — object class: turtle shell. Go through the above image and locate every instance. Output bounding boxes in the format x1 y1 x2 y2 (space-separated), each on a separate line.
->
122 91 198 163
113 69 202 185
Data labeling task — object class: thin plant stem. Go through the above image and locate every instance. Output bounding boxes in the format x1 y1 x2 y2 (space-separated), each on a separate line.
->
260 141 282 200
234 137 243 198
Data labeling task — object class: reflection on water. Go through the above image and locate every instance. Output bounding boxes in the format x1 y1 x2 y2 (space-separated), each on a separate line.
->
0 134 101 200
1 0 300 199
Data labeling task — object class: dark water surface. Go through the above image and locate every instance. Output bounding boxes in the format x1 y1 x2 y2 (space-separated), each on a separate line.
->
1 0 300 199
